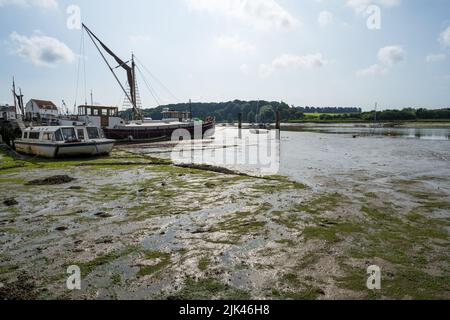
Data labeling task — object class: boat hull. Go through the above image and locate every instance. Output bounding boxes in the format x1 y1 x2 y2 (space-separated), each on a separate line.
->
103 120 215 142
15 141 115 158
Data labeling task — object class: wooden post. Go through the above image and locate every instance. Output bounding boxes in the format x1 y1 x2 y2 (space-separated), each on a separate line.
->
238 113 242 129
276 110 281 130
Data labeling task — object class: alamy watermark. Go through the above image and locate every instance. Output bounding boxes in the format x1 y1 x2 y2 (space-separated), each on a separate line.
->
66 5 82 30
170 124 280 176
366 265 381 290
66 265 81 290
366 5 382 30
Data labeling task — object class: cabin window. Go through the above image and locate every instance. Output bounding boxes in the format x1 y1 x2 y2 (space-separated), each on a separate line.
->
42 133 53 141
77 129 84 140
102 109 108 116
55 130 63 142
93 109 99 116
77 129 85 140
29 132 40 140
61 128 77 141
24 132 29 139
87 127 100 139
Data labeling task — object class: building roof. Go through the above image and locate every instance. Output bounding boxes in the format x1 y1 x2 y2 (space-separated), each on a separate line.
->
30 99 58 111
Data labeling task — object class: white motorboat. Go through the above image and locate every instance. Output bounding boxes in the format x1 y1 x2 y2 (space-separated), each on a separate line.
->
15 126 114 158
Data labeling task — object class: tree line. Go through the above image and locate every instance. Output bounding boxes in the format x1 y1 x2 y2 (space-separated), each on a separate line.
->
122 100 294 123
296 106 362 114
120 101 450 122
306 108 450 122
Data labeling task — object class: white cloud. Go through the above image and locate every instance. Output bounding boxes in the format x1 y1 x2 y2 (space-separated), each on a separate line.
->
378 45 405 66
426 53 446 63
318 11 333 27
260 53 329 77
9 32 75 67
356 64 388 76
439 26 450 47
215 35 255 54
0 0 58 9
346 0 371 14
357 45 405 76
346 0 401 15
185 0 299 30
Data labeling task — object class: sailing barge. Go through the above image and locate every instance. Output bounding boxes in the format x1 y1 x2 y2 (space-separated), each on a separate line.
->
81 24 215 142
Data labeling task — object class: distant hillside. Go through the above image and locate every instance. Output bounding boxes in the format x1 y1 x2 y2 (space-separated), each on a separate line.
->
119 101 449 122
120 100 362 123
296 108 450 122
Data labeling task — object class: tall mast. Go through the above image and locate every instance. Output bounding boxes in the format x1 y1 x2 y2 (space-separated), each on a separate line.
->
12 77 17 115
374 102 378 124
82 23 140 120
18 88 24 115
131 53 139 120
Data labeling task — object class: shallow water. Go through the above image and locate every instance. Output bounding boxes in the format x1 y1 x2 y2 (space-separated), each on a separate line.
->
292 126 450 141
155 126 450 179
279 130 450 188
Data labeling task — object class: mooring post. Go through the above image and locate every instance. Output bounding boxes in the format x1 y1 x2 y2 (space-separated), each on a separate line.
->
238 113 242 129
276 111 281 130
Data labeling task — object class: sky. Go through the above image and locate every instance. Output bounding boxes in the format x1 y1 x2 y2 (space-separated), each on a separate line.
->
0 0 450 111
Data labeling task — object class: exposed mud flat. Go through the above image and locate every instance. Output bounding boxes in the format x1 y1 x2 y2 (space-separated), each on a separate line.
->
0 140 449 300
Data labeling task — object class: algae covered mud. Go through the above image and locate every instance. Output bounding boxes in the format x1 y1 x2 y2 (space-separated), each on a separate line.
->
0 127 449 300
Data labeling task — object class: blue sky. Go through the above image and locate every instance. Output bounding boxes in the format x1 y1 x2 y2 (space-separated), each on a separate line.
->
0 0 449 111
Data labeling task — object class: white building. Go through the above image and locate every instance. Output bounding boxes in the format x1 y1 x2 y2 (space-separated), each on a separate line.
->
25 99 59 121
0 104 16 121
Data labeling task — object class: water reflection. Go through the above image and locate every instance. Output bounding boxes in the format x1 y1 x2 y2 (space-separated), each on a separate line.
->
285 125 450 141
170 128 281 175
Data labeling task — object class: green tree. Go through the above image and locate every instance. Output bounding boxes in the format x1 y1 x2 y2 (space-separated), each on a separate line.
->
247 111 256 123
259 105 274 122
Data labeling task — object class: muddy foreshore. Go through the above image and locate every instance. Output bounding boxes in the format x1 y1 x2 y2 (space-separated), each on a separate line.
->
0 146 449 300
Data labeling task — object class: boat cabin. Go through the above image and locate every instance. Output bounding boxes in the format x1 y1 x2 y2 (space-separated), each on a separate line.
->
77 105 124 129
21 126 105 143
16 125 114 158
162 108 192 122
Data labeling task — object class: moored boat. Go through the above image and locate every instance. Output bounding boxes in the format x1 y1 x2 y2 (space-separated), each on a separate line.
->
103 116 215 141
79 24 216 143
76 105 215 142
15 126 114 158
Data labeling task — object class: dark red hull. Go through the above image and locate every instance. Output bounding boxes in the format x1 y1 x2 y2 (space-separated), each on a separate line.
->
103 120 215 142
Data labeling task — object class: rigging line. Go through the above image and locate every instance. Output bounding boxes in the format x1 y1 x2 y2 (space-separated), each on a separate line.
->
82 25 134 109
138 65 163 106
73 30 83 113
136 64 162 106
134 55 180 102
82 30 88 105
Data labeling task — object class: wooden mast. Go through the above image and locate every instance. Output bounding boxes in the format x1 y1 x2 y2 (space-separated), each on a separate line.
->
12 78 17 115
82 24 140 121
131 53 139 120
18 88 24 116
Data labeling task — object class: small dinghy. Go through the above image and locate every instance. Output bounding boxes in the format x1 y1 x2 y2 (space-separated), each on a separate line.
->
15 126 114 158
